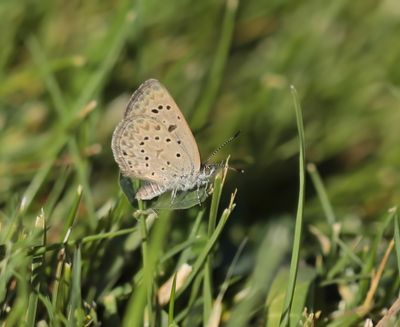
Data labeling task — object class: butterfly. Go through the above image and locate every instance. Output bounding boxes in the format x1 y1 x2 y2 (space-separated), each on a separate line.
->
111 79 219 202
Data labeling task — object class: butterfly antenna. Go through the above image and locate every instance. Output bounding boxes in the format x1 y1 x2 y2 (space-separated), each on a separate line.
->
204 131 241 165
226 165 245 174
214 160 244 173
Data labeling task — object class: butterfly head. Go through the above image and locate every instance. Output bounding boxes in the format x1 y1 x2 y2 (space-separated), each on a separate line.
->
200 163 219 179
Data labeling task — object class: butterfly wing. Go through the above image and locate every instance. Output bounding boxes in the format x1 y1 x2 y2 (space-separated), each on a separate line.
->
111 79 201 186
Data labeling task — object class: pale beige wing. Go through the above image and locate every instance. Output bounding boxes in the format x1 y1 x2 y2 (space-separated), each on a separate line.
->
112 114 197 184
111 79 201 184
123 79 201 171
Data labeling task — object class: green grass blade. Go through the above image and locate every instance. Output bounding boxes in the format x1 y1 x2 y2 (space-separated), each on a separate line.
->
122 210 170 327
279 86 306 327
51 248 66 316
64 185 83 240
139 211 155 327
67 246 83 327
204 167 226 323
176 210 205 267
266 266 316 327
307 163 336 225
168 273 178 326
37 293 56 324
175 273 203 324
353 208 395 306
191 0 239 129
20 155 58 215
203 266 213 326
393 207 400 277
43 167 71 220
25 210 46 326
71 1 137 115
227 222 291 327
67 139 96 227
177 190 237 299
27 37 67 121
207 239 247 327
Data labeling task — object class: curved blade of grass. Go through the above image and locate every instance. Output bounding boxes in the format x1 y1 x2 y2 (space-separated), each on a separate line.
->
28 38 97 224
25 210 46 326
20 146 61 215
204 165 227 322
27 37 68 121
307 163 336 226
20 0 135 215
160 238 204 265
173 212 206 323
71 1 137 117
4 263 29 326
227 222 290 327
352 208 395 307
37 293 56 324
279 86 306 327
43 167 71 220
31 224 140 257
176 210 205 267
191 0 239 129
266 266 316 327
67 246 83 327
393 207 400 276
207 238 247 327
175 273 203 324
139 211 154 327
177 190 237 299
63 185 83 240
51 247 67 315
168 273 177 326
122 210 170 327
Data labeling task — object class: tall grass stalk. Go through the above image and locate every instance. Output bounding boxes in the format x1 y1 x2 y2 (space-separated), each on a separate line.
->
280 86 306 326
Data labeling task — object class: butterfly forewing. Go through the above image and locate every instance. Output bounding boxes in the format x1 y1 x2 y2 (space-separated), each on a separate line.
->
111 79 201 188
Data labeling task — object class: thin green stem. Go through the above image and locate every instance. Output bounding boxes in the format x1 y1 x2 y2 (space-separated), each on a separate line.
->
280 86 306 327
139 213 154 327
204 169 225 324
191 0 239 129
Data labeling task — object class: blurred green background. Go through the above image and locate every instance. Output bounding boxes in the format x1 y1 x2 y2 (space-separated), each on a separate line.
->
1 0 399 325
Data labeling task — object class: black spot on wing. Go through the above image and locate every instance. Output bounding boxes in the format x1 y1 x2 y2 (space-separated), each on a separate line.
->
168 125 177 132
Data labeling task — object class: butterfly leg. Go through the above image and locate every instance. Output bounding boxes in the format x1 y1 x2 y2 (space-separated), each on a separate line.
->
196 185 201 206
170 188 177 205
196 180 208 206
